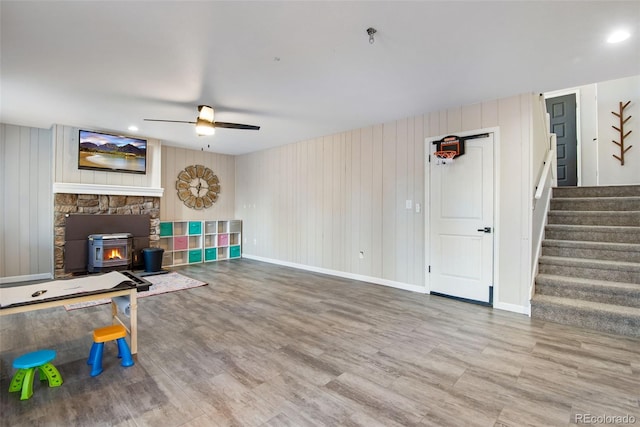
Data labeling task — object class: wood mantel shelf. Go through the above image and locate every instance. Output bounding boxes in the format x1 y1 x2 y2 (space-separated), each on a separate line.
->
53 183 164 197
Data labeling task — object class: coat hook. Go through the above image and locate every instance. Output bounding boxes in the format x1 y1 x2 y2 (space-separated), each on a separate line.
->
611 100 633 165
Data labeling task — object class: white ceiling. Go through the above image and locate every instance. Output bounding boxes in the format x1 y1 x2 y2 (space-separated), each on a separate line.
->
1 1 638 155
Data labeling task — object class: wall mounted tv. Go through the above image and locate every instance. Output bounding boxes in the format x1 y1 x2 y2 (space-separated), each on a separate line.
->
78 130 147 174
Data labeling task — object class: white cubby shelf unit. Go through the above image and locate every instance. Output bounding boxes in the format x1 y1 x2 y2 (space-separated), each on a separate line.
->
159 220 242 267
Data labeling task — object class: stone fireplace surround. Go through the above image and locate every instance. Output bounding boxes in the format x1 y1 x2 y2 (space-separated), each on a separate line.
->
54 193 160 279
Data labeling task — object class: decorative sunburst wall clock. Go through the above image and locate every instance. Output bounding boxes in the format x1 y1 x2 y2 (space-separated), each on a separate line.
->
176 165 220 209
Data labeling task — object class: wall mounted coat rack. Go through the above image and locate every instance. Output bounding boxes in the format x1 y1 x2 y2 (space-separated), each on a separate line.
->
612 101 632 165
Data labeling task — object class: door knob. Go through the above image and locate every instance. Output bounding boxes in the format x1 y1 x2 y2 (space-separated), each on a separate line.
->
477 227 492 233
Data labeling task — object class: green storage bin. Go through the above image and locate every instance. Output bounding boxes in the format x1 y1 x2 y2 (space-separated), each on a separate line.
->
230 245 241 258
188 249 202 263
188 221 202 235
204 247 217 261
159 222 173 237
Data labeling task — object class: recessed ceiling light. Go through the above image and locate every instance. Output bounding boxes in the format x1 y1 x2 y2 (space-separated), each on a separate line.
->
128 125 139 132
607 30 630 44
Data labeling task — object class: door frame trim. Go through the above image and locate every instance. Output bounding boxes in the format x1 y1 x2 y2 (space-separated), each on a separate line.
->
424 127 500 304
544 89 582 186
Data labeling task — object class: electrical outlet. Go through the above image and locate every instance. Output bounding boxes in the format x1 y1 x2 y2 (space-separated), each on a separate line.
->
359 251 364 259
415 203 421 213
406 200 412 209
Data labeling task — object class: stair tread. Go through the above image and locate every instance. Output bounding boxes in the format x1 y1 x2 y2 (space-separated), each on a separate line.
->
539 255 640 270
536 273 640 291
542 239 640 251
553 185 640 198
550 197 640 212
531 294 640 316
553 196 640 201
545 224 640 232
548 210 640 215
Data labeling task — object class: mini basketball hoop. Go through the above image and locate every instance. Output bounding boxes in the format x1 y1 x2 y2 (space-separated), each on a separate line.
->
433 150 456 165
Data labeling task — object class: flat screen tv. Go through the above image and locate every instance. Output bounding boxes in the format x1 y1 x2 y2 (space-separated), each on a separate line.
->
78 129 147 174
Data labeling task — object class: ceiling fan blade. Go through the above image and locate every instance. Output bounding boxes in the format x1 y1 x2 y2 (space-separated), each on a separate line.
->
143 119 196 124
213 122 260 130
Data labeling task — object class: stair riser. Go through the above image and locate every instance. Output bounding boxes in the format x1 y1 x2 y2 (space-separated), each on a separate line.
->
547 213 640 227
541 246 640 263
535 282 640 307
531 301 640 337
545 229 640 244
553 186 640 198
538 264 640 284
551 198 640 211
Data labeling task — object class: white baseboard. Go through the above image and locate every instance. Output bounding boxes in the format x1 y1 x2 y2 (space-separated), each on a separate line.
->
243 254 428 294
243 255 531 316
0 273 53 284
494 301 530 315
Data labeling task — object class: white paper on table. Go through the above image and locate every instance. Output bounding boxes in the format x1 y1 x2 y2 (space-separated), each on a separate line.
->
0 271 132 308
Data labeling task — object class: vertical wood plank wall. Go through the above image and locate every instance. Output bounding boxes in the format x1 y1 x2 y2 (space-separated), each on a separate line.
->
160 145 236 220
0 124 53 279
236 94 535 310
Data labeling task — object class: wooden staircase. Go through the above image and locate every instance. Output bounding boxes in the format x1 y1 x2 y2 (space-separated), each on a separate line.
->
531 185 640 337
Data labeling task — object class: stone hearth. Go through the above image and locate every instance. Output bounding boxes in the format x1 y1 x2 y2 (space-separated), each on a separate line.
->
54 194 160 278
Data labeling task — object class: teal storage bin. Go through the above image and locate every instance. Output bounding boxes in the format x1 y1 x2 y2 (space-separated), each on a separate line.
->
159 222 173 237
188 221 202 235
230 245 241 258
204 248 217 261
188 249 202 264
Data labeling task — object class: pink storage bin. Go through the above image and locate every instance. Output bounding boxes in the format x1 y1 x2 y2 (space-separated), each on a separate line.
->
174 236 188 250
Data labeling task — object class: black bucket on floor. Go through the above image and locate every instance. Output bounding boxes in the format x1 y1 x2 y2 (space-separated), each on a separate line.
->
142 248 164 272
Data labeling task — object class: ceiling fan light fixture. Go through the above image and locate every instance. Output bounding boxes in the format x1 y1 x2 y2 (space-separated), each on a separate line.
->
195 118 215 136
198 105 215 122
145 104 258 135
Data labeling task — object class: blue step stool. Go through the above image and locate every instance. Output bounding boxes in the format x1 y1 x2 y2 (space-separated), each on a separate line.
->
87 324 134 377
9 349 63 400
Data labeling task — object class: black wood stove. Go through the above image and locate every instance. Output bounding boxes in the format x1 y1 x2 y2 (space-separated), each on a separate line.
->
87 233 133 273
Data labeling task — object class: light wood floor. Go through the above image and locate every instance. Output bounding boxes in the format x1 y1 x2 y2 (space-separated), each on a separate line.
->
1 259 639 426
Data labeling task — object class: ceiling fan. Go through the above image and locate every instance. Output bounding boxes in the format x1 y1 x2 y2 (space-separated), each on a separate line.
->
144 105 260 136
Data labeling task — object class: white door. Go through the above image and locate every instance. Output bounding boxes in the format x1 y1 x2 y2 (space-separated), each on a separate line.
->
429 133 494 303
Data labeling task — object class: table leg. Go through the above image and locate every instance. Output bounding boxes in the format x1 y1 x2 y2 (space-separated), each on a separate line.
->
129 288 138 355
111 300 117 322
